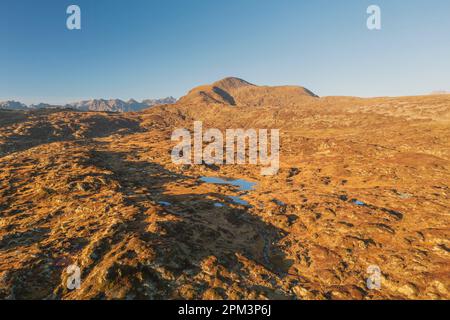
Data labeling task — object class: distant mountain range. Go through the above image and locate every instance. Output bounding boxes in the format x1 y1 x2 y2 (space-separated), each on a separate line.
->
0 101 28 110
430 91 449 95
0 97 177 112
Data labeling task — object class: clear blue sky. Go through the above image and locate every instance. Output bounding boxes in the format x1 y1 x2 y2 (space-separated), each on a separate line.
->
1 0 449 104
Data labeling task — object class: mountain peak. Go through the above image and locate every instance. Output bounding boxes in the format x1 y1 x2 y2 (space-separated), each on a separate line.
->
212 77 254 92
179 77 317 106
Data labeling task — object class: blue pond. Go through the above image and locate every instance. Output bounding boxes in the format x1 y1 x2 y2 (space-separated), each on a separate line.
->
200 176 256 207
352 200 366 206
200 177 256 191
228 196 251 206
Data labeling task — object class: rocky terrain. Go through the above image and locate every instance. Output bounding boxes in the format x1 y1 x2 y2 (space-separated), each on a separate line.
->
0 78 449 300
0 97 177 113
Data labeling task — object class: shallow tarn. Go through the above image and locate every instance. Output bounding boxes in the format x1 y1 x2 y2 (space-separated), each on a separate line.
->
199 176 256 191
200 176 257 207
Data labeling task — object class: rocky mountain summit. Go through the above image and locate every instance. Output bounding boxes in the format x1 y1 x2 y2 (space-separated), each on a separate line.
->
178 77 318 106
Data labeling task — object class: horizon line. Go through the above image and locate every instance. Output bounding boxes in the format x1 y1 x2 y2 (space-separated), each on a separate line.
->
3 92 450 106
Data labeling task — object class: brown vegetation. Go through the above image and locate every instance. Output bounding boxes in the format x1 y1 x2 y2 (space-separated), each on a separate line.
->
0 78 449 299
